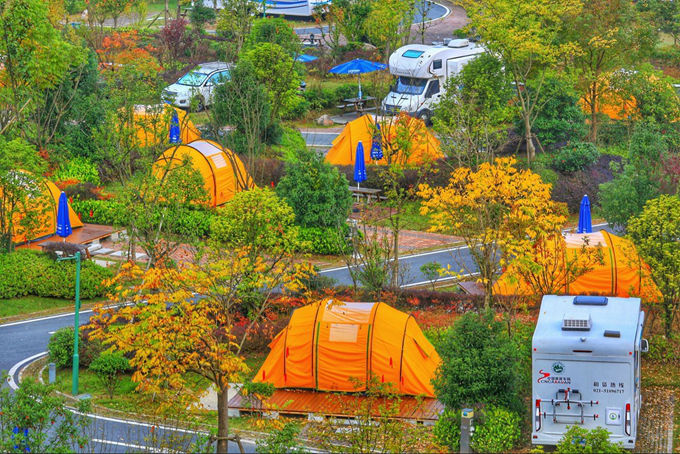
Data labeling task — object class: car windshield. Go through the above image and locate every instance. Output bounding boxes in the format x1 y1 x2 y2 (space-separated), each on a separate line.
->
395 77 428 95
177 71 210 86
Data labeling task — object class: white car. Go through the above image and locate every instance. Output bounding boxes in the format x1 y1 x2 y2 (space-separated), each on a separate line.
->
162 62 232 111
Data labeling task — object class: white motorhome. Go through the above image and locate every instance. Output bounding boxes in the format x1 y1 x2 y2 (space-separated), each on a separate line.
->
199 0 329 16
381 39 485 123
532 295 648 449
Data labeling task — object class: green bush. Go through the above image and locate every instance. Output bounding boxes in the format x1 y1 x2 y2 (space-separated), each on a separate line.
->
433 310 522 412
89 352 131 399
303 85 336 110
433 408 461 451
551 142 600 173
271 127 307 161
646 333 680 364
0 249 112 299
54 156 100 185
256 422 307 454
555 426 625 453
79 336 106 368
297 226 351 255
334 83 362 101
471 406 521 453
48 327 81 369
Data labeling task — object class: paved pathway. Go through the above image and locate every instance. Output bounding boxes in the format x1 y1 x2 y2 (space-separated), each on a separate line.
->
635 387 675 453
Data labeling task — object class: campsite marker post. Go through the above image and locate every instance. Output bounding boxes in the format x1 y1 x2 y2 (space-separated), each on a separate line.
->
57 251 81 396
460 408 474 453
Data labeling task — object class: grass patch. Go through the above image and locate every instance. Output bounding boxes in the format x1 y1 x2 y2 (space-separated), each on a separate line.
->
147 0 179 15
0 296 104 318
375 200 432 232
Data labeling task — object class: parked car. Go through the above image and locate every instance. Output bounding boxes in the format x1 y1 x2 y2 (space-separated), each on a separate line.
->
162 62 232 111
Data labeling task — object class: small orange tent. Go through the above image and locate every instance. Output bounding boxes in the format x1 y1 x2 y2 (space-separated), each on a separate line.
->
133 105 201 147
494 231 661 301
5 173 83 245
325 115 442 167
254 300 441 397
154 140 255 207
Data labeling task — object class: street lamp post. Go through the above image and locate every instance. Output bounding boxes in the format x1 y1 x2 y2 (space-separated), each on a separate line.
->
57 251 81 396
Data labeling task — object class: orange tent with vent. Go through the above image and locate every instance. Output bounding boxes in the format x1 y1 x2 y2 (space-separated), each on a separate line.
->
325 115 443 167
4 173 83 245
154 140 254 207
133 105 201 147
494 231 661 301
254 300 441 397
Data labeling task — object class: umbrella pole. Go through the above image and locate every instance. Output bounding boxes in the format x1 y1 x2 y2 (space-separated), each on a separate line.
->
358 73 362 100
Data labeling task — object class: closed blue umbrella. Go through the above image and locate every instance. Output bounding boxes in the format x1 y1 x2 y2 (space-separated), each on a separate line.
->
329 58 388 99
577 194 592 234
56 191 72 239
169 109 181 144
354 142 367 189
296 54 318 63
370 122 383 161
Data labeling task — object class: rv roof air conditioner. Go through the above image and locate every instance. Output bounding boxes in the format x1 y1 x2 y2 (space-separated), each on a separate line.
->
562 313 592 331
448 39 470 48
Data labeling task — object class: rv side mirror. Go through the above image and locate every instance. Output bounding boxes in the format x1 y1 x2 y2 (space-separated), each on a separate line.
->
641 338 649 353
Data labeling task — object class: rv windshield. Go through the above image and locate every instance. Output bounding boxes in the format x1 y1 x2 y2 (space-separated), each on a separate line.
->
177 71 210 87
395 77 428 95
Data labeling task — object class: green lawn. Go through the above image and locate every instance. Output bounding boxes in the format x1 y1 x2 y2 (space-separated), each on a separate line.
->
376 200 432 232
0 296 103 318
147 0 179 15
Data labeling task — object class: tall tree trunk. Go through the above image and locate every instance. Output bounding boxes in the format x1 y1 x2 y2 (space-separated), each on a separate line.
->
524 115 535 162
589 83 599 143
165 0 169 24
217 386 230 454
391 226 399 287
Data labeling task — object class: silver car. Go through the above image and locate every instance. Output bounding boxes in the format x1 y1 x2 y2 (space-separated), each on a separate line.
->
162 61 232 111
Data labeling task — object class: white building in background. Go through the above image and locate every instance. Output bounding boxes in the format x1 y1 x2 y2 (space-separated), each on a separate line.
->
199 0 330 17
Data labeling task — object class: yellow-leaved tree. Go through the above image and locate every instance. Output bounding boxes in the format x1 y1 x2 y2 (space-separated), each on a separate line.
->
88 188 314 454
419 157 566 305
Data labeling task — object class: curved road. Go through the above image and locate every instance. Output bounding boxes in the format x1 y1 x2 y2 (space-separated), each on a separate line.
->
1 223 613 451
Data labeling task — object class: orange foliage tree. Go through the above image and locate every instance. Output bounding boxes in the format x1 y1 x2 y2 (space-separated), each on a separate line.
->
419 157 566 305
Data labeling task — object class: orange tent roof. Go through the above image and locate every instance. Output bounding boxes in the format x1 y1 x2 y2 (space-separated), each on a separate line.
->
254 300 441 397
5 173 83 245
325 115 443 167
133 105 200 147
494 231 661 301
154 140 255 207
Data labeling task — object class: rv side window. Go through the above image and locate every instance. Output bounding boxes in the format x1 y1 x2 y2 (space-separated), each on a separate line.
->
432 59 442 70
425 80 440 98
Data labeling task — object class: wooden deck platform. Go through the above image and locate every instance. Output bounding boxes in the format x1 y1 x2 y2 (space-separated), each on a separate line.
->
228 388 444 423
20 223 117 250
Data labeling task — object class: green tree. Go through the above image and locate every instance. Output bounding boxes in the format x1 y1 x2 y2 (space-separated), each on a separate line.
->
457 0 582 161
365 0 414 61
0 138 47 252
276 149 352 229
332 0 374 46
242 42 302 121
628 195 680 337
564 0 655 142
433 310 522 412
215 0 259 59
0 378 91 452
637 0 680 47
246 17 301 55
89 352 131 399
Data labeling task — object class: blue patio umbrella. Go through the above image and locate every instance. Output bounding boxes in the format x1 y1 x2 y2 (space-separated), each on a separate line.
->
370 121 383 161
56 191 72 239
169 109 181 144
296 54 318 63
354 142 367 188
577 194 592 234
329 58 388 99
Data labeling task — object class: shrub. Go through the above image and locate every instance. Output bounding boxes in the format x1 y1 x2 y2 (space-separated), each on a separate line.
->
79 336 106 368
0 249 112 299
551 142 600 173
433 408 461 451
303 85 336 110
48 327 81 369
433 310 522 412
89 352 131 399
334 83 362 101
551 154 621 213
297 225 351 255
256 422 306 454
54 156 100 185
555 426 625 453
271 127 307 161
471 405 522 453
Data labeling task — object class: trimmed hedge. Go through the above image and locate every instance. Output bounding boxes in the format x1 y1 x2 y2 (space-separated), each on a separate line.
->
0 249 112 299
297 225 351 255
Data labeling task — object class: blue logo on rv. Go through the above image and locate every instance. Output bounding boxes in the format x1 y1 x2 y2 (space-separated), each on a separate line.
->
552 362 564 374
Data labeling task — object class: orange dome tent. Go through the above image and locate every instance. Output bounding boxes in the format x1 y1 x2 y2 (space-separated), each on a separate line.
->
3 172 83 245
494 231 661 301
254 300 441 397
154 140 255 207
133 105 201 147
325 114 442 167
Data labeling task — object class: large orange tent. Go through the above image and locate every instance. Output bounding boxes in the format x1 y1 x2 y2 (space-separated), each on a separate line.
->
325 115 443 167
133 104 201 147
254 300 441 397
3 172 83 245
494 231 661 301
154 140 255 207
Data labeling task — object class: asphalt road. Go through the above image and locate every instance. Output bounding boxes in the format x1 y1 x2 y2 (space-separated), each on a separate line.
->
1 223 612 451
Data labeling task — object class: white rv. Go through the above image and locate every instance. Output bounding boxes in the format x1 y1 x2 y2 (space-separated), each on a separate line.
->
532 295 648 449
381 39 485 123
200 0 329 16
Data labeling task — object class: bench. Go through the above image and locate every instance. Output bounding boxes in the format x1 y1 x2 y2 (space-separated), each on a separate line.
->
349 186 382 203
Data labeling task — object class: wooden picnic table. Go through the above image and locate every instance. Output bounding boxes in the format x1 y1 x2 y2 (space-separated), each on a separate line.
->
341 96 377 113
349 186 382 202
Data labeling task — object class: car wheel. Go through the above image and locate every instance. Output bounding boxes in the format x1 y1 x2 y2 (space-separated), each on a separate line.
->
192 96 205 112
417 109 432 126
